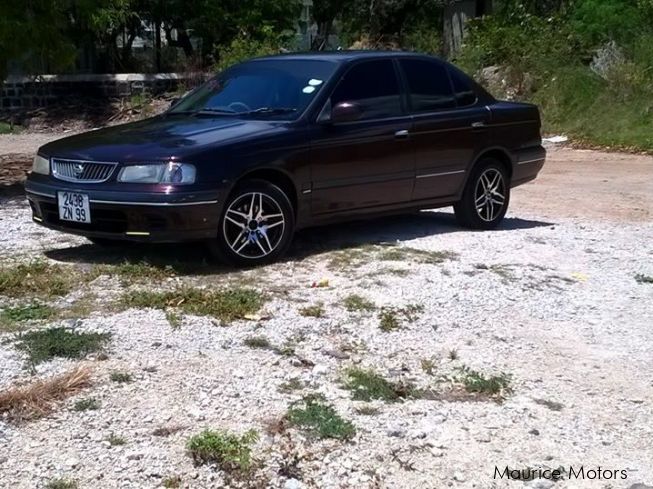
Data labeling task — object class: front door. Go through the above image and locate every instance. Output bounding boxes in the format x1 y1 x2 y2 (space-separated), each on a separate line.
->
308 59 414 215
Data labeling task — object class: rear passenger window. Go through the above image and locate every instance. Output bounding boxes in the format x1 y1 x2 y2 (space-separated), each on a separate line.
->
400 59 456 112
449 68 478 107
331 60 402 120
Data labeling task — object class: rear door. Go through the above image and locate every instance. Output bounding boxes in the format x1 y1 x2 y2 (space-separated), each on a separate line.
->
308 59 414 215
398 59 490 201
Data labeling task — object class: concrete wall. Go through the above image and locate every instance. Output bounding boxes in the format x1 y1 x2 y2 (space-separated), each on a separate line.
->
1 73 199 110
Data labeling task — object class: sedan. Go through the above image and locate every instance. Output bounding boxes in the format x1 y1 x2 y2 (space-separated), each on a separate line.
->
25 51 545 266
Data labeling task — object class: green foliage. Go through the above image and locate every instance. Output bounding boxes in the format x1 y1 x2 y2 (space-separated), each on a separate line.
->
635 274 653 284
107 434 127 446
0 122 18 134
45 479 78 489
342 294 376 312
299 303 325 318
110 372 133 383
216 29 284 71
343 368 419 402
378 304 423 332
186 429 259 471
286 395 356 440
456 366 512 396
0 303 55 331
16 328 111 365
244 336 272 349
0 261 80 299
120 287 264 323
73 397 100 412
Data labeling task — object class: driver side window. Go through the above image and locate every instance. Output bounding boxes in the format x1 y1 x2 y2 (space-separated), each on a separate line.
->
330 60 402 120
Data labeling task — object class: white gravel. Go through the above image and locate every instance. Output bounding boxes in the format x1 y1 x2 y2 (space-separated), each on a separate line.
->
0 192 652 489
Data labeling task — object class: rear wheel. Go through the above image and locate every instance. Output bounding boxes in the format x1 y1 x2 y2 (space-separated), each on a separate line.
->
208 179 295 266
454 158 510 229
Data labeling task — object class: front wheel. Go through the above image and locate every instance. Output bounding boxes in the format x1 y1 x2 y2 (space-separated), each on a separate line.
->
208 180 295 266
454 158 510 230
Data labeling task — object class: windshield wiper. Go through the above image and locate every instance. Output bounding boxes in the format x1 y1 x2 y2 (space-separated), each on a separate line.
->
240 107 298 116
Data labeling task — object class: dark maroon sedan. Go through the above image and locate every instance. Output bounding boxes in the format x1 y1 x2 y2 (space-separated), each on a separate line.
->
25 51 545 265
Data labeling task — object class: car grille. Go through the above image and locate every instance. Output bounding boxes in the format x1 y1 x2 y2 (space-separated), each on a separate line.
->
51 158 118 183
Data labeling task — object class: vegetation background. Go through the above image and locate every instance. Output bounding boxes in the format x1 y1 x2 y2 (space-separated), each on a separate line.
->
1 0 652 152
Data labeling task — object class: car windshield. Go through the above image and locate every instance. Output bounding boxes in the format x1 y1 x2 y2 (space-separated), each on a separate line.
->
169 59 337 119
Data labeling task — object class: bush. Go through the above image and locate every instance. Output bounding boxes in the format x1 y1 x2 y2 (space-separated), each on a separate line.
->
216 27 287 71
187 429 259 471
16 328 111 365
286 395 356 440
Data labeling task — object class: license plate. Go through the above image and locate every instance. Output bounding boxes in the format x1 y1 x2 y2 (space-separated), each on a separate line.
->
58 191 91 223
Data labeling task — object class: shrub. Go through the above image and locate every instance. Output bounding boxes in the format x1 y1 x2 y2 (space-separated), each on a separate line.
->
16 328 111 365
343 368 419 402
187 429 259 471
286 395 356 440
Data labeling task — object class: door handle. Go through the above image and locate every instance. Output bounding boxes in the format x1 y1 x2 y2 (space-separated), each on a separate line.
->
394 129 410 140
471 121 486 129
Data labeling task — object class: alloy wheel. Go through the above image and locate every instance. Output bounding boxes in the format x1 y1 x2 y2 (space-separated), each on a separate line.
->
222 192 286 259
474 168 506 222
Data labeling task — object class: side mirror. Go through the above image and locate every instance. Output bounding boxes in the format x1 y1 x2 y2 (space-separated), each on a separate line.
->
330 101 363 123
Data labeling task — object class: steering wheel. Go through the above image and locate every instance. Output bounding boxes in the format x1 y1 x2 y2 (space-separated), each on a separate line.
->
228 102 251 113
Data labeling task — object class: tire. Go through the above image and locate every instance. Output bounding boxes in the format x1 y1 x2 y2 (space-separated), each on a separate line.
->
454 158 510 230
208 179 295 266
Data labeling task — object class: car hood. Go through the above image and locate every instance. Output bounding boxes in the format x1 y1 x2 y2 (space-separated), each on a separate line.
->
38 115 290 162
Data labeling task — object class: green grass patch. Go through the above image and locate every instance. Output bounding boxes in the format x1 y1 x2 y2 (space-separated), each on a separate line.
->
93 261 176 284
278 378 304 393
457 366 512 397
378 304 423 332
165 310 182 328
107 434 127 446
110 372 133 383
342 294 376 312
186 429 259 471
299 303 325 318
73 397 100 412
379 247 458 264
343 368 420 402
120 287 264 323
0 303 55 331
635 274 653 284
243 335 271 349
0 122 19 134
162 476 182 488
15 327 111 365
286 395 356 440
45 479 78 489
0 261 81 298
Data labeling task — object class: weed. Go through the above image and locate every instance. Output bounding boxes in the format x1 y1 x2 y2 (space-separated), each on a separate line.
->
45 479 78 489
635 274 653 284
110 372 133 383
286 395 356 440
534 398 564 411
354 404 381 416
93 261 175 284
379 309 400 332
379 304 423 332
0 366 91 422
474 263 515 281
16 328 110 365
120 287 264 323
153 425 186 437
244 336 271 349
0 261 80 298
187 429 259 471
272 341 296 357
162 476 182 488
457 366 512 397
342 294 376 312
73 397 100 412
420 358 437 376
0 303 55 331
107 434 127 446
448 349 459 361
343 368 419 402
379 247 458 264
299 303 325 318
278 378 304 393
165 310 182 328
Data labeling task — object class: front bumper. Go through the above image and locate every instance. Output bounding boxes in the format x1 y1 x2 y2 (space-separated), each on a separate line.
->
24 179 222 242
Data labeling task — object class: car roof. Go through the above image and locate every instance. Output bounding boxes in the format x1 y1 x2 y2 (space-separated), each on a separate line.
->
251 50 439 64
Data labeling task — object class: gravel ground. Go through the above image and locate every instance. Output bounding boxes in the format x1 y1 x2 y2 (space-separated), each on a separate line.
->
0 147 652 489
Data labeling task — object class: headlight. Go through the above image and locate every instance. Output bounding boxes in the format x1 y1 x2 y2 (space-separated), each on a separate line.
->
118 163 196 184
32 155 50 175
